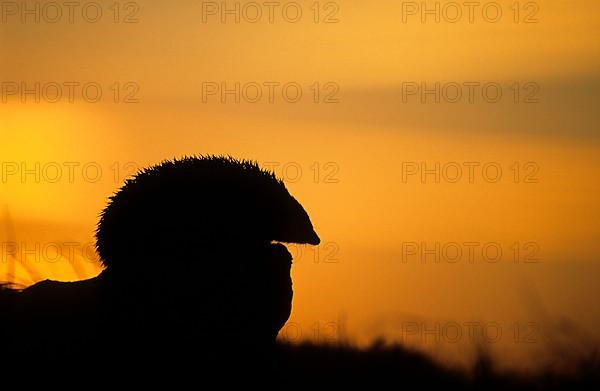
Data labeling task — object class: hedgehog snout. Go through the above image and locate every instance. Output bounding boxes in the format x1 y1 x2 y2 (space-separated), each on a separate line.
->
307 229 320 245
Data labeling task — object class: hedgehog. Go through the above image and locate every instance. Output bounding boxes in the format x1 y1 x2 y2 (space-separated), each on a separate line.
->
0 155 321 376
96 155 320 272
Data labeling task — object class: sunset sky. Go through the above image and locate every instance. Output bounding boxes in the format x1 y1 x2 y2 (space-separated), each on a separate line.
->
1 0 599 370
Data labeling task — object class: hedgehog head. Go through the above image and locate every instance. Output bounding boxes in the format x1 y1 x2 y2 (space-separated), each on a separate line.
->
95 155 320 270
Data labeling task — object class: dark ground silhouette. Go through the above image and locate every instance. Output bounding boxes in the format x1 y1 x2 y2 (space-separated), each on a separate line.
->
273 340 599 389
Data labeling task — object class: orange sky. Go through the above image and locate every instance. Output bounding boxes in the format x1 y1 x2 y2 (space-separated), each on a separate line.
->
1 0 599 370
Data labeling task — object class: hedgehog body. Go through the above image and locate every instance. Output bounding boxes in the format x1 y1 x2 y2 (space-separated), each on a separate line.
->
96 155 319 272
0 155 321 375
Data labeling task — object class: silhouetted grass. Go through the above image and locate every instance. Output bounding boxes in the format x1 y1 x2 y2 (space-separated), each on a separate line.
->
273 340 599 389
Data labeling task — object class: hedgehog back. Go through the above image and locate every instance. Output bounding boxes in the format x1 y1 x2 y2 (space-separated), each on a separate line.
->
95 156 290 270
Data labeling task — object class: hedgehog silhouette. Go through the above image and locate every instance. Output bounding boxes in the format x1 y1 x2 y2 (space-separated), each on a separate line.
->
0 155 320 377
